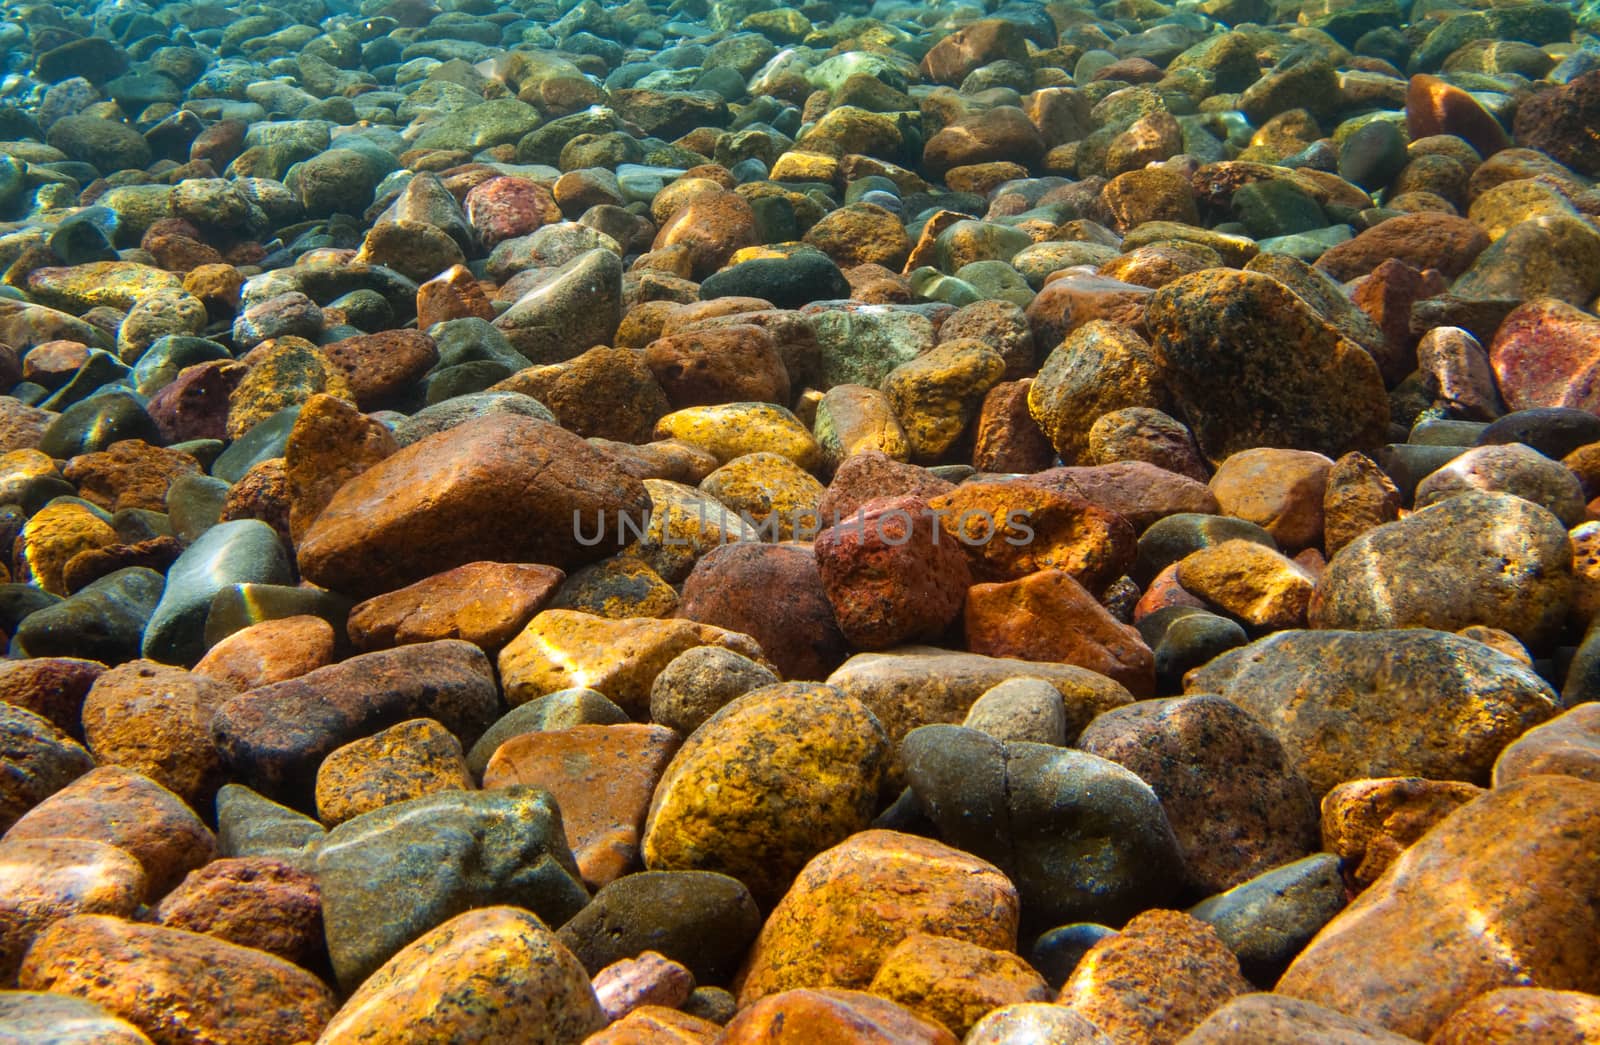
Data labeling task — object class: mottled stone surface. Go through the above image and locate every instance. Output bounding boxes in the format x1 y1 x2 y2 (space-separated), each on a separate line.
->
866 932 1051 1037
18 914 337 1045
1431 987 1600 1045
737 830 1018 1004
153 857 321 966
316 907 604 1044
0 837 145 984
1278 776 1600 1040
1187 629 1558 794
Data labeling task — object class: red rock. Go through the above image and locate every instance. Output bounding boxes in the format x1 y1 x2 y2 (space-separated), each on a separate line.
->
0 656 105 739
724 988 958 1044
675 542 849 681
651 189 759 280
1029 461 1219 533
1348 258 1440 363
1315 212 1490 282
464 176 562 248
965 568 1155 695
1489 298 1600 413
923 107 1046 181
1512 69 1600 178
320 330 438 411
972 380 1056 473
1208 448 1333 552
644 324 790 408
818 451 955 523
1406 74 1510 158
814 495 972 650
145 360 247 444
929 480 1136 591
297 415 651 599
483 724 681 888
154 857 323 966
1132 562 1207 621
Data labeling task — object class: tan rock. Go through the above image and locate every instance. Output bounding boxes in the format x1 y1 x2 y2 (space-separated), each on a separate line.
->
1209 448 1334 552
192 616 336 690
1177 539 1316 629
1493 702 1600 787
1432 987 1600 1045
80 661 236 810
722 988 958 1044
1320 776 1487 891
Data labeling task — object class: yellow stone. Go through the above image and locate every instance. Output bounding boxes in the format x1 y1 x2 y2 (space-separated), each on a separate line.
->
642 683 888 906
699 452 825 540
226 337 356 440
1119 222 1259 267
740 8 810 38
814 384 911 468
769 151 842 184
654 403 823 471
18 502 117 596
25 261 182 312
867 933 1052 1038
314 718 473 827
316 906 605 1044
0 449 61 504
626 478 758 583
498 609 769 714
1177 539 1317 629
882 339 1006 463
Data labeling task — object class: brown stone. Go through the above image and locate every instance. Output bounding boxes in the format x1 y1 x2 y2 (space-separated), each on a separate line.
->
1406 74 1510 159
192 615 336 691
1319 776 1489 892
0 657 105 739
62 441 201 513
1176 540 1316 630
297 415 651 599
1029 461 1219 533
964 568 1154 695
153 857 323 966
1182 993 1420 1044
61 536 183 595
591 952 695 1022
348 561 564 654
1061 910 1249 1045
282 392 399 542
4 766 215 901
1323 451 1402 557
644 324 790 409
18 914 337 1045
803 204 911 270
1432 987 1600 1045
972 380 1055 473
80 660 236 810
1078 694 1319 895
587 1005 720 1044
1208 448 1333 552
483 724 680 888
736 830 1018 1003
1026 319 1167 464
819 450 955 522
320 330 439 411
1315 212 1490 281
652 189 759 280
1278 776 1600 1040
492 345 671 443
929 480 1135 591
415 263 496 329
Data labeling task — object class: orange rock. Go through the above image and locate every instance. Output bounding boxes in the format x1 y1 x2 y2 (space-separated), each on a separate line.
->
491 345 670 443
651 189 759 280
62 440 201 513
866 932 1051 1037
193 615 336 690
348 561 565 654
1406 74 1510 159
320 329 439 412
1279 776 1600 1039
643 324 790 409
18 914 337 1045
972 380 1055 474
736 830 1018 1004
587 1006 719 1043
964 568 1154 696
4 766 216 901
415 263 495 329
929 481 1136 591
483 724 681 888
80 660 237 809
153 857 322 966
0 838 145 984
282 393 399 542
1432 987 1600 1045
1493 702 1600 786
1061 910 1251 1045
1323 450 1402 557
15 501 118 596
314 717 474 826
722 988 959 1045
1319 776 1488 890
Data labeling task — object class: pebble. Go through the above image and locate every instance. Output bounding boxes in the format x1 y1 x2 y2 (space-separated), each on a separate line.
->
0 0 1597 1027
